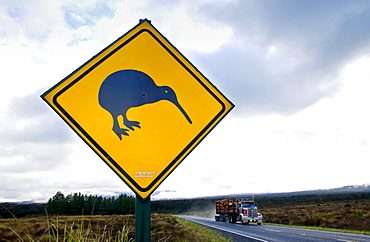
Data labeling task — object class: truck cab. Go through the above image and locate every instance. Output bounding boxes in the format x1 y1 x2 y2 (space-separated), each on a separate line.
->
237 199 262 225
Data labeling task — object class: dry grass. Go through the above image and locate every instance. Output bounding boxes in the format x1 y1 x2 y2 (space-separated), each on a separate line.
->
0 215 134 242
0 214 230 241
260 199 370 232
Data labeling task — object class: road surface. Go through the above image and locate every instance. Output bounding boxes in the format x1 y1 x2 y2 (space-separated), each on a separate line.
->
178 215 369 242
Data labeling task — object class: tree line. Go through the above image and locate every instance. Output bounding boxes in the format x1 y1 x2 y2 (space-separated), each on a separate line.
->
45 191 135 215
0 192 135 218
0 202 45 218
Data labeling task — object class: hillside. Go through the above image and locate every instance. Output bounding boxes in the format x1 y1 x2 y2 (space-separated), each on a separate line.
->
151 191 370 214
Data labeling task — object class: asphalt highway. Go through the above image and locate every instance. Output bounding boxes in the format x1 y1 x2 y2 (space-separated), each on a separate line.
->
178 215 369 242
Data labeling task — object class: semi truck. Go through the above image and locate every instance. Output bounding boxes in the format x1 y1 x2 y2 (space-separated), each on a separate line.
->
215 197 262 225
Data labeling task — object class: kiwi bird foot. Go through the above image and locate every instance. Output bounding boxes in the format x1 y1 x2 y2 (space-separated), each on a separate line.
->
124 120 141 131
113 127 130 140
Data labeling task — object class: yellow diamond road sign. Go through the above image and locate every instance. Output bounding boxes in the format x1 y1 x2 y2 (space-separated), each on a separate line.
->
41 19 234 199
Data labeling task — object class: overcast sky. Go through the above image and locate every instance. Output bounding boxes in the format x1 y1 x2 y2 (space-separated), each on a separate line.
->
1 0 370 202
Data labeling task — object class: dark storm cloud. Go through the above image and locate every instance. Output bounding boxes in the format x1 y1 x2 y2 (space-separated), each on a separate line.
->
191 0 370 116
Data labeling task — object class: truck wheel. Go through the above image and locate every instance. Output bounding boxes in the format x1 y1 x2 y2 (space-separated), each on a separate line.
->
257 222 262 225
229 216 235 224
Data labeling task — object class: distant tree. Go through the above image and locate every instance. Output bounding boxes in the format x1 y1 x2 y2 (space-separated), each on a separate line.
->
84 194 97 215
118 194 135 214
71 193 85 215
46 191 67 215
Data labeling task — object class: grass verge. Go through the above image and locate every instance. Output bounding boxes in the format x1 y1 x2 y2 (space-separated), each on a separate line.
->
175 217 232 242
264 223 369 235
0 214 232 241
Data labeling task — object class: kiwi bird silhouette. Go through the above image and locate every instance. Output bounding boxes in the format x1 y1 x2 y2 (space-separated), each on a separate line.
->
98 69 192 140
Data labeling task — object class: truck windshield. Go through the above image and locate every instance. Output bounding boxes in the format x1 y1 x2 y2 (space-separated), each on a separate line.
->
242 202 255 208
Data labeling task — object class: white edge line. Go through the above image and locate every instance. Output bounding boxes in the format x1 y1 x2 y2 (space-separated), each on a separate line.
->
186 218 269 242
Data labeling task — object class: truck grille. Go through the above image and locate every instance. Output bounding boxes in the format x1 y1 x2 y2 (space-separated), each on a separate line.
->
248 208 258 217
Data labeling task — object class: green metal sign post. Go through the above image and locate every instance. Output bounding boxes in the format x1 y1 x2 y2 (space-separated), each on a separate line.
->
135 195 151 241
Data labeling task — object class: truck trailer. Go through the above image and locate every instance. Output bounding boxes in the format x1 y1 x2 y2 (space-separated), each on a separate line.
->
215 197 262 225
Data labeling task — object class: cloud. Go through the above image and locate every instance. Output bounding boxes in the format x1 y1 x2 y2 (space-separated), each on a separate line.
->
0 90 74 145
0 0 120 47
0 0 66 44
139 0 233 53
0 90 77 179
62 1 116 30
184 1 370 116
